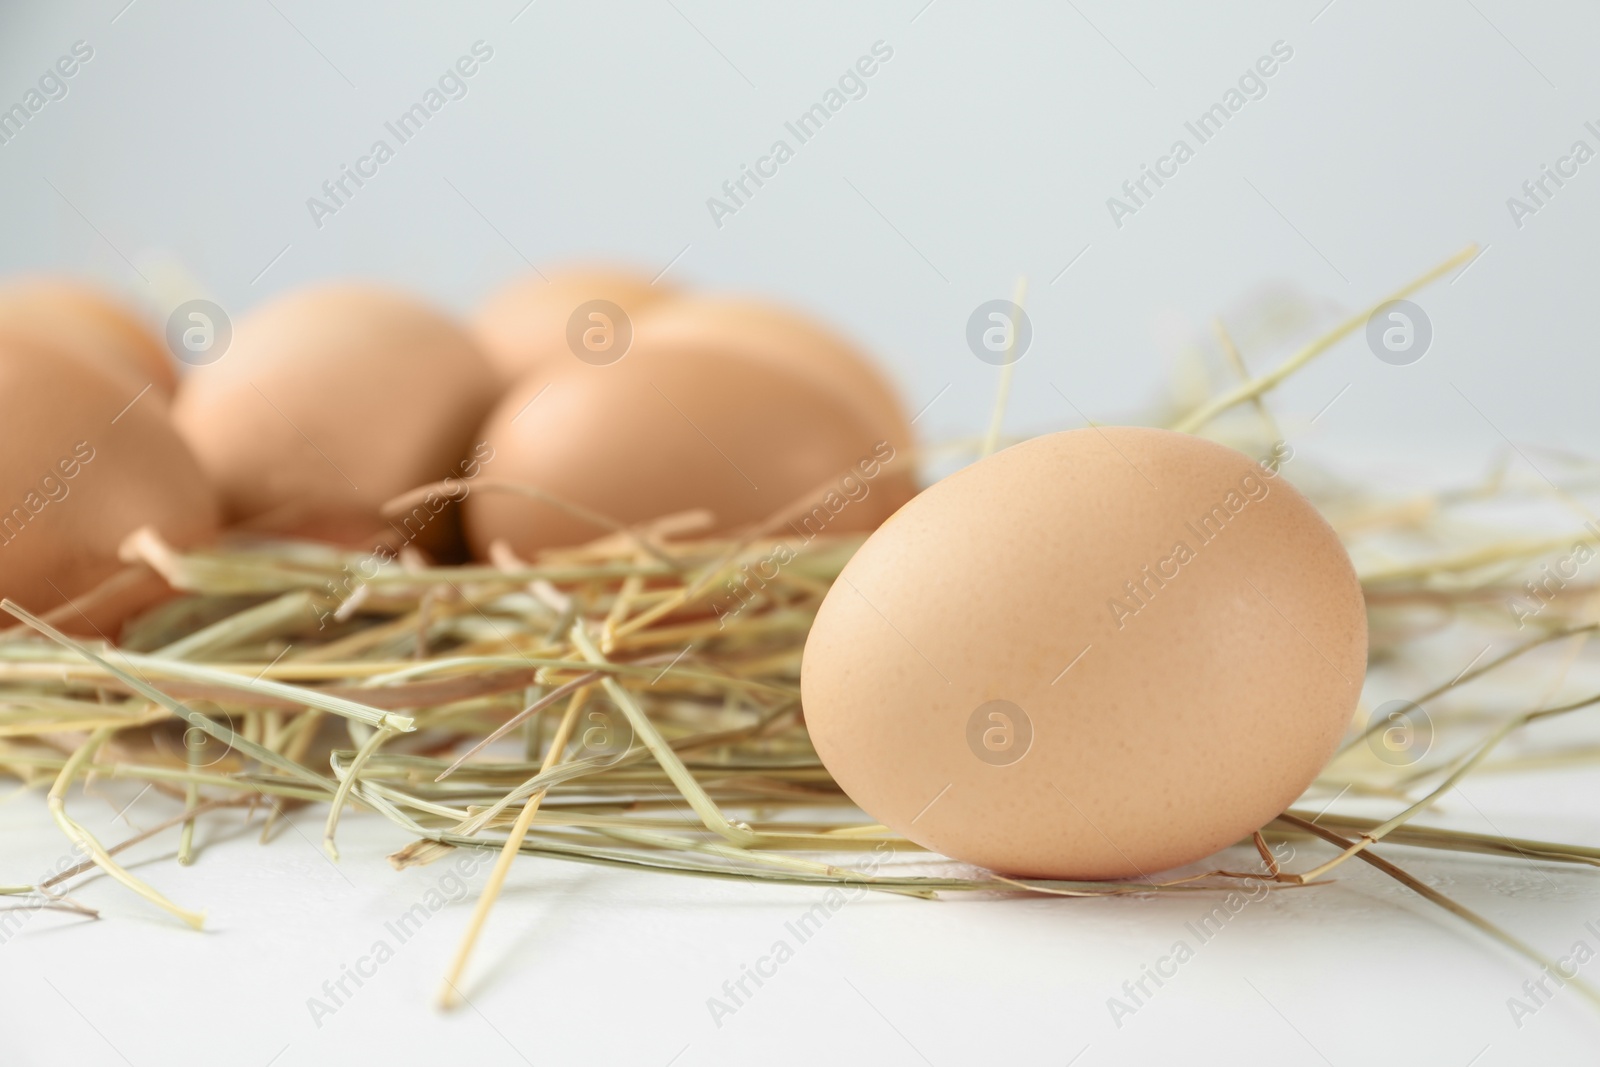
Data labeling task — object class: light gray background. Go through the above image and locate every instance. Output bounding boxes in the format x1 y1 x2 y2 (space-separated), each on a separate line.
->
2 0 1595 470
3 2 1599 1065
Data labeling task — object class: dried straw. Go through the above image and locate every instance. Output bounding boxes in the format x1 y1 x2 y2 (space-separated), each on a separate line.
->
5 245 1598 1010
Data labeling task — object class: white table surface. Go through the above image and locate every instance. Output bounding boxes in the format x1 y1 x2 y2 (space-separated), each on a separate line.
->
4 733 1599 1067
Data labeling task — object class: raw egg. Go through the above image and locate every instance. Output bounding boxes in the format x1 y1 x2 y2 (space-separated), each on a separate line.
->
463 343 914 559
0 337 218 633
471 267 669 384
631 295 914 468
0 277 177 397
801 427 1366 880
171 284 498 551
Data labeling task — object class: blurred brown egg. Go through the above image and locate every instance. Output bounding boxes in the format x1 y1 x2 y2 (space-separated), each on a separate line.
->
463 342 915 560
0 337 218 635
0 277 177 398
631 295 914 460
472 267 670 384
171 284 499 553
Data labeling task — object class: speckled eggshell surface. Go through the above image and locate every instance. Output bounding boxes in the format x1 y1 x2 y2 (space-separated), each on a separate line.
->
800 427 1367 880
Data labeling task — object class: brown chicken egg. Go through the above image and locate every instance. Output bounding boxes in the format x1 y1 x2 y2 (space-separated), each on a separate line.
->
0 337 218 634
0 277 177 397
801 427 1367 880
471 267 670 384
631 295 914 466
171 285 499 552
463 341 914 560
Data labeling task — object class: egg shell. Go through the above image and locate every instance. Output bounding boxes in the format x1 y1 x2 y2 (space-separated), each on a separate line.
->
0 339 218 634
0 277 177 397
463 343 916 559
630 296 913 460
172 284 499 552
801 427 1367 880
472 267 670 384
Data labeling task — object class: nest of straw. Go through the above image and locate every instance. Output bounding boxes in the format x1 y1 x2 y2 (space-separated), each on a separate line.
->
6 245 1600 1009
